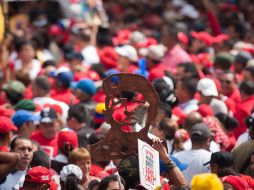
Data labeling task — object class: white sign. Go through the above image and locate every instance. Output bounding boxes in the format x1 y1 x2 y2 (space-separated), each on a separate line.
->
138 139 160 190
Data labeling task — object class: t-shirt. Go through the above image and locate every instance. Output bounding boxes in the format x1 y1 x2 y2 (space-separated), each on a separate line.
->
0 170 26 190
13 59 41 80
183 138 220 153
81 45 100 66
30 130 58 157
76 126 95 148
174 149 212 185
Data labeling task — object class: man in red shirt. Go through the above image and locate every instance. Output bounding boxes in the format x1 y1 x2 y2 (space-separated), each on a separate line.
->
31 108 60 157
234 81 254 138
0 116 17 152
220 72 241 104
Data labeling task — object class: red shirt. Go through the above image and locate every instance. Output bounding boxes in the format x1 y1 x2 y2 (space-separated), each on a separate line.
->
228 89 241 104
234 95 254 138
51 89 79 105
31 130 58 157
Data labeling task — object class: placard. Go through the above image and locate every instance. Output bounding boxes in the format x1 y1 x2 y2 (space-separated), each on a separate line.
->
138 139 160 190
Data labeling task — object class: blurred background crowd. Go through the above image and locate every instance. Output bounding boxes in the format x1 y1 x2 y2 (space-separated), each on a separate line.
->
0 0 254 190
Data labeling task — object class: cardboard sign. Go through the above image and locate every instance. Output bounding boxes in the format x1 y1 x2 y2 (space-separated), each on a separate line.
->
138 139 160 190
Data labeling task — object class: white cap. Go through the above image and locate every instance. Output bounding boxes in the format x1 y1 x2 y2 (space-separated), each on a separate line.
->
197 78 218 97
140 44 167 61
115 45 138 62
60 164 83 182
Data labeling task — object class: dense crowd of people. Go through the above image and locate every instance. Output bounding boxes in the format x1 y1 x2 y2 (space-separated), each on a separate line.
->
0 0 254 189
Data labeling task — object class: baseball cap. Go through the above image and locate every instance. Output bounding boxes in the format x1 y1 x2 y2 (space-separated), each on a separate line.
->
60 164 83 182
14 99 36 111
197 78 218 97
26 166 58 190
12 110 40 128
203 151 234 167
58 128 78 149
2 80 25 96
191 173 223 190
71 79 96 96
140 44 167 62
115 45 138 62
235 51 252 64
191 123 212 139
0 116 17 133
40 108 57 123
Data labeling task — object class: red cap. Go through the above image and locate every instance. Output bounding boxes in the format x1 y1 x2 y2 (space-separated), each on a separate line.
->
48 25 63 36
26 166 58 190
58 128 78 149
0 116 17 133
0 106 15 117
99 47 118 69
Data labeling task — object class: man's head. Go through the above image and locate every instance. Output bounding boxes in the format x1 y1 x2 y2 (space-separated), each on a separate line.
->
10 136 33 170
30 150 51 169
32 76 51 97
234 51 252 74
116 45 138 72
190 123 212 150
183 111 203 133
243 66 254 82
12 110 39 137
161 24 178 49
67 104 88 131
204 151 234 177
71 79 96 102
97 175 125 190
197 78 218 104
213 52 233 72
2 80 25 105
40 108 59 139
239 81 254 100
22 166 57 190
220 72 237 96
175 77 197 103
175 62 200 81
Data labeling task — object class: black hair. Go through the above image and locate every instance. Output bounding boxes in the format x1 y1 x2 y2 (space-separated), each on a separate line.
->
159 117 176 140
30 150 50 169
63 174 81 190
180 77 198 98
215 113 238 131
16 40 35 53
158 102 172 118
31 31 50 49
5 90 24 105
10 135 31 151
239 81 254 96
245 108 254 129
34 76 51 93
68 104 88 124
42 60 57 68
0 132 9 140
177 62 200 80
218 167 239 178
97 175 125 190
60 143 75 157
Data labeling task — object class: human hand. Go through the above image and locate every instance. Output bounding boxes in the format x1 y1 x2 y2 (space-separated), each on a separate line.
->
153 139 169 162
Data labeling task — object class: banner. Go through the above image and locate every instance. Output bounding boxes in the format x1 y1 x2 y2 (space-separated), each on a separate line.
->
138 139 160 190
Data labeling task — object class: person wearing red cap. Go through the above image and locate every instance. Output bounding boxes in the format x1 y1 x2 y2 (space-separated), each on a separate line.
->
222 175 251 190
21 166 58 190
0 116 17 152
51 128 78 173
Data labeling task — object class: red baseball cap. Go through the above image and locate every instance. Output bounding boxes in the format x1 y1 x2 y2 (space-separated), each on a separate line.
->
58 128 78 149
26 166 58 190
0 116 17 133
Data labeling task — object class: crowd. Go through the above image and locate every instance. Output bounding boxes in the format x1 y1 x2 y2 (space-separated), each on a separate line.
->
0 0 254 189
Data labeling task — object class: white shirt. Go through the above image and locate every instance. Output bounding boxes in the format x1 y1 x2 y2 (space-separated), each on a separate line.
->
174 149 212 185
33 96 69 122
179 99 198 114
13 59 41 80
235 131 249 148
0 170 26 190
183 139 220 153
81 45 100 66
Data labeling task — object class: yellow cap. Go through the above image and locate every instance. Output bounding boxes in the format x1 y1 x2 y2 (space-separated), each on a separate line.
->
191 173 223 190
